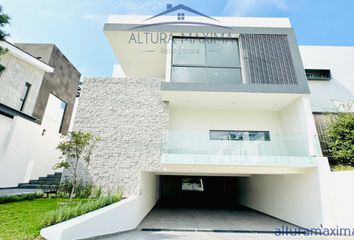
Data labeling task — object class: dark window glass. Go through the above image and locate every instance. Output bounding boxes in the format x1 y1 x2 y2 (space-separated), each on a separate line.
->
305 69 331 81
210 130 270 141
172 37 241 84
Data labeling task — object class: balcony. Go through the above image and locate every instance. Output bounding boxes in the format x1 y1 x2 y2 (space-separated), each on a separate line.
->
160 131 321 173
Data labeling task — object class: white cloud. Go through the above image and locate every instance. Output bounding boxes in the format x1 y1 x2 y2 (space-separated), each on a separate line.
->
224 0 289 16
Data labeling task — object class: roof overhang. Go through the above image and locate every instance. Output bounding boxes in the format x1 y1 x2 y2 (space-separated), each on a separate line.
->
0 41 54 73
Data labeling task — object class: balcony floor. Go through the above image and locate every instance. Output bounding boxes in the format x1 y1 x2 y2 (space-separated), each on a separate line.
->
160 154 324 175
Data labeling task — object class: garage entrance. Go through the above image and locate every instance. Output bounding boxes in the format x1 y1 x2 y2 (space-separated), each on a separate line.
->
158 175 239 209
138 175 299 232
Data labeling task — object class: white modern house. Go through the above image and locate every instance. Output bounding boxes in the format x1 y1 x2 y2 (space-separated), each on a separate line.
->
0 41 80 188
42 6 354 240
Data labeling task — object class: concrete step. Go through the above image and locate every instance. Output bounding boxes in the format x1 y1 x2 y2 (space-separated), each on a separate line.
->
18 184 45 189
29 180 60 185
38 176 61 182
17 172 62 189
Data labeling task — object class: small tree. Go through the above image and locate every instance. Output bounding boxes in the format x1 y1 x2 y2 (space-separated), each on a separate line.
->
55 131 101 199
0 5 10 72
325 113 354 165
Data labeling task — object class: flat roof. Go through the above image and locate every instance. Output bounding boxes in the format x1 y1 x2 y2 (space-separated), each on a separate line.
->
106 15 292 28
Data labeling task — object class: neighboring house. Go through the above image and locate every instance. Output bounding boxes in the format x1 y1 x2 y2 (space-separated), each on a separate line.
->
299 46 354 154
14 43 81 134
0 41 53 118
0 41 80 188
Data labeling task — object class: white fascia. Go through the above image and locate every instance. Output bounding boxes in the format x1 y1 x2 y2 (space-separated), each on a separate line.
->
0 41 54 73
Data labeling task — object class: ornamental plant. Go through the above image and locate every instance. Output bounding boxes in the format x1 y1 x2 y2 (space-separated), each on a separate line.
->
54 131 101 199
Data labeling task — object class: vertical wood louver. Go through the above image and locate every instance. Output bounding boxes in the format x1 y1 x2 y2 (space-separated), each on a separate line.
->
240 34 297 85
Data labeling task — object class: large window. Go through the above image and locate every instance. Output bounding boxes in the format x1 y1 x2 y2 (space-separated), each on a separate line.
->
172 37 242 84
209 130 271 141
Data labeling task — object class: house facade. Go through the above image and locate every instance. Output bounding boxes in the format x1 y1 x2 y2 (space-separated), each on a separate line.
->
0 41 80 188
68 12 337 230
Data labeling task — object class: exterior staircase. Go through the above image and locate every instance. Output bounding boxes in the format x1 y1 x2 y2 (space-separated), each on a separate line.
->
18 172 62 191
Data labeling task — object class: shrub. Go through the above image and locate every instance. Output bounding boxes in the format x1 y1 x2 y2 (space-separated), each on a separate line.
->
42 192 123 227
57 179 102 199
331 165 354 172
325 113 354 165
0 192 43 204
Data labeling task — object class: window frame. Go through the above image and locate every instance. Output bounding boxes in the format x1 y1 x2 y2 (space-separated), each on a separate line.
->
19 82 31 112
171 36 242 83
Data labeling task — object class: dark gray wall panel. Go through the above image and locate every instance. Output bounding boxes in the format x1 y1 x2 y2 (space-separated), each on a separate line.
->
240 34 297 85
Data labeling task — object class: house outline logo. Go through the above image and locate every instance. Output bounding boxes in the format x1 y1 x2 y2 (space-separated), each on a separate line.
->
130 4 232 30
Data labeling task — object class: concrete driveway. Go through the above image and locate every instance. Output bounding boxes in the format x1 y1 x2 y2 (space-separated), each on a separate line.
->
102 207 352 240
103 231 353 240
138 207 297 232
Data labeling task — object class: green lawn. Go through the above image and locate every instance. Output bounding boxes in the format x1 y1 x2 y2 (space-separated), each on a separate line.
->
0 198 80 240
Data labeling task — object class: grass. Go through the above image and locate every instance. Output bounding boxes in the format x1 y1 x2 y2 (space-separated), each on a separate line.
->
0 193 44 204
331 165 354 171
0 193 122 240
42 193 122 227
0 198 80 240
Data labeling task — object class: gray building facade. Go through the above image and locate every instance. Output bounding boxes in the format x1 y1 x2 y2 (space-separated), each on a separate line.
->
15 43 81 134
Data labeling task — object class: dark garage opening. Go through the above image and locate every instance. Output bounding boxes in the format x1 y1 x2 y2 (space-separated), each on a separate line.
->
158 175 240 209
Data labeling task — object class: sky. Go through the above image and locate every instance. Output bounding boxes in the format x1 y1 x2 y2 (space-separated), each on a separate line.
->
1 0 354 78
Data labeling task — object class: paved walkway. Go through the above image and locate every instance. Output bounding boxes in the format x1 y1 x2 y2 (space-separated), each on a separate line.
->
103 231 353 240
0 188 42 196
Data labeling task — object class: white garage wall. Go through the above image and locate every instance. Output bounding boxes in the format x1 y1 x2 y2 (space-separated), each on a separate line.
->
0 116 61 187
325 171 354 228
237 166 325 228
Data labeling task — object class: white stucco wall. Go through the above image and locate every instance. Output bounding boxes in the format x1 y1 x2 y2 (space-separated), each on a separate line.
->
0 116 61 187
0 115 12 155
237 166 325 228
299 46 354 112
324 171 354 228
0 52 45 115
169 108 284 133
279 96 322 157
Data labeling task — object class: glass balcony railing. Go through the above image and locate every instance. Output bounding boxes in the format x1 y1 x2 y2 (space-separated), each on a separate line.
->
161 131 322 157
